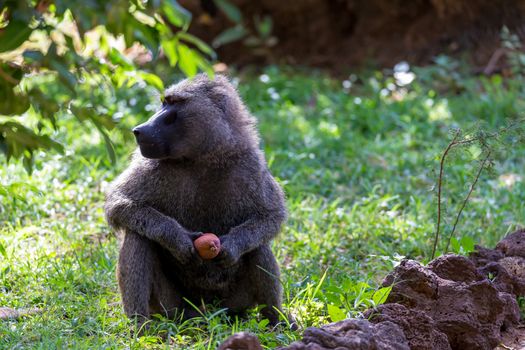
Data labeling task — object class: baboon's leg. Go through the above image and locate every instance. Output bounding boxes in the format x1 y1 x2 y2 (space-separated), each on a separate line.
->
117 232 155 323
250 245 284 325
222 245 283 325
149 258 184 319
117 232 184 323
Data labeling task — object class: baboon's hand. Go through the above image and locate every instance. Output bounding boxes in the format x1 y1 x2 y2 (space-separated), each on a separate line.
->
188 232 203 241
168 232 205 265
168 235 196 265
216 236 240 268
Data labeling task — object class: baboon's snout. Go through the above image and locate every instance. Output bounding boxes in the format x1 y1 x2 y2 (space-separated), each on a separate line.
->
132 124 152 144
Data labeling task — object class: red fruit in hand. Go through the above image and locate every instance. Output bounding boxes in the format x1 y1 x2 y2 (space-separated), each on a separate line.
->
194 233 221 259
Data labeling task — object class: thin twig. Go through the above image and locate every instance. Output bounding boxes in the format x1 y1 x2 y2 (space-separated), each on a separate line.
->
431 119 524 259
445 151 491 252
431 130 461 259
455 119 524 146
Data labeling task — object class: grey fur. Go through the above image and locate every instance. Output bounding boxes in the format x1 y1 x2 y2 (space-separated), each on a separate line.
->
105 74 287 327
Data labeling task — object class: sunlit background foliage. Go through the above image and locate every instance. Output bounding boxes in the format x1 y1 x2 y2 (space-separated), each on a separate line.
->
0 0 213 171
1 1 525 349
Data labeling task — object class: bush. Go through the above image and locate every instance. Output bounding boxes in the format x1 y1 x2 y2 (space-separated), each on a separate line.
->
0 0 213 171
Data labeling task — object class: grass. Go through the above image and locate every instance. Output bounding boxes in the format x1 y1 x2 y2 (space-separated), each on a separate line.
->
1 62 525 349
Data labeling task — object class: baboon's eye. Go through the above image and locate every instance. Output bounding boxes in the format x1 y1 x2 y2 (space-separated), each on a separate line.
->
163 111 178 125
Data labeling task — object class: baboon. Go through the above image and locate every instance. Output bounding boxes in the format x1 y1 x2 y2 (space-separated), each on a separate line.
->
104 74 288 328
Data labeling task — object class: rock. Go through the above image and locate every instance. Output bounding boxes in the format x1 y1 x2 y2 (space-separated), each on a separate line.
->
468 232 525 297
498 292 521 329
219 230 525 350
428 255 484 283
382 259 438 311
477 261 517 294
476 257 525 297
0 307 21 319
218 332 263 350
495 326 525 350
0 307 42 320
469 245 503 267
496 229 525 258
499 256 525 280
384 257 520 350
364 303 450 350
281 319 409 350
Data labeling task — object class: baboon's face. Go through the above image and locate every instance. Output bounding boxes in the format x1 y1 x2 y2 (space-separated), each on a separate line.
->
133 78 233 160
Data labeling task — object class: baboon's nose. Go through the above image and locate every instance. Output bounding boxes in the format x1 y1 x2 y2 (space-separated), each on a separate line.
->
133 125 153 144
132 126 145 143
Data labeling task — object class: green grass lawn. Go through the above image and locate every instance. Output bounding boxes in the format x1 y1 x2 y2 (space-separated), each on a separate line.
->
1 63 524 349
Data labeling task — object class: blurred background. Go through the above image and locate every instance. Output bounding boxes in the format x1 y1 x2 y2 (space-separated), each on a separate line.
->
1 1 525 348
184 0 525 70
1 0 525 166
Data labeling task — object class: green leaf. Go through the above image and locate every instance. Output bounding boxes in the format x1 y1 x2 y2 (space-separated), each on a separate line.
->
0 64 29 115
0 135 7 158
189 48 214 78
98 127 116 164
108 48 135 70
450 237 460 253
258 318 269 328
138 71 164 91
327 304 346 322
0 19 32 53
162 38 179 66
0 63 24 86
176 31 216 58
22 151 33 174
460 236 475 253
162 0 192 31
214 0 242 23
491 74 502 86
70 106 116 130
177 44 198 77
254 15 273 38
0 241 7 258
0 119 64 161
212 25 247 48
70 106 116 163
70 105 89 122
28 88 60 128
23 50 45 63
49 60 77 95
372 286 392 306
0 88 30 115
129 18 160 56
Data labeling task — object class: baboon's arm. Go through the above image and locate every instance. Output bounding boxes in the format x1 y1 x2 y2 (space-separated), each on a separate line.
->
227 211 286 254
220 175 286 263
105 193 191 250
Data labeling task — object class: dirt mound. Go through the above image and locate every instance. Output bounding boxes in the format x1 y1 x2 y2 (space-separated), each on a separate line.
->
219 319 409 350
283 319 409 350
218 230 525 350
496 229 525 258
181 0 525 70
472 229 525 297
218 332 263 350
383 257 519 349
364 304 450 350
